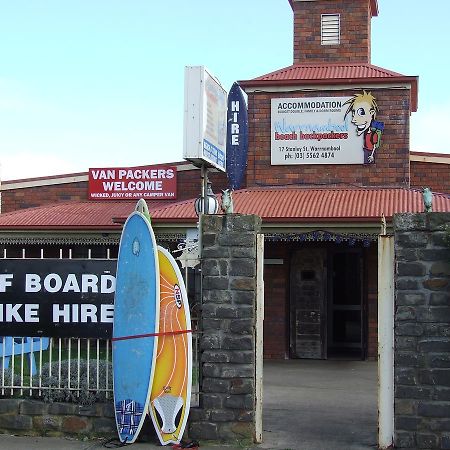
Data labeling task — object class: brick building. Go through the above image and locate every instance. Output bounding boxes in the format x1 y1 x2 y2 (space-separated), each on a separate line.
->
1 0 450 361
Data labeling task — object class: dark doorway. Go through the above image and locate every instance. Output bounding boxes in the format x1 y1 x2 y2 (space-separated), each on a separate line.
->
327 250 364 359
290 247 364 360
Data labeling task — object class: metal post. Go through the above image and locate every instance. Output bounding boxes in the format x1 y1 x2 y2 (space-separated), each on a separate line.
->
200 163 208 216
378 234 395 449
198 164 207 407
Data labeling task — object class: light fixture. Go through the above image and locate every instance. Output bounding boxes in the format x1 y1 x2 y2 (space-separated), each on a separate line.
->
194 182 219 216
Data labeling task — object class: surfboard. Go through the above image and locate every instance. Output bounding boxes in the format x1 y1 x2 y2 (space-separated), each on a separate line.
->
112 206 160 444
149 246 192 446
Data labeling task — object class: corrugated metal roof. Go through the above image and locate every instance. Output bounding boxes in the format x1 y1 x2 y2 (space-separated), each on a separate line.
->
0 188 448 230
250 63 404 82
151 188 450 223
0 201 169 230
239 63 419 112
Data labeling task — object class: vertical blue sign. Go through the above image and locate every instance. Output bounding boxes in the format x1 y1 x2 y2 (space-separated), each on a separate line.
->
226 82 248 190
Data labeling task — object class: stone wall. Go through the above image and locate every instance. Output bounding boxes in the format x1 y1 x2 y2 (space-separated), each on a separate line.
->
0 398 163 441
394 212 450 449
0 399 116 438
189 214 261 443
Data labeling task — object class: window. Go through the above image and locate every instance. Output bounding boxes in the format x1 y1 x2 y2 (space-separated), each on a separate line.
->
321 14 340 45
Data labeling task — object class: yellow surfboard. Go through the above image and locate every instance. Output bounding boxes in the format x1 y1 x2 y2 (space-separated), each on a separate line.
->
149 246 192 445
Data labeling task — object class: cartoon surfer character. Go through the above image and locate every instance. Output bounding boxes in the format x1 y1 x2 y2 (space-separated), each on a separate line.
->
344 91 384 164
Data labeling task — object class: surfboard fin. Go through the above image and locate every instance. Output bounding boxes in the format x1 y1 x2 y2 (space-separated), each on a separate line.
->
135 198 152 223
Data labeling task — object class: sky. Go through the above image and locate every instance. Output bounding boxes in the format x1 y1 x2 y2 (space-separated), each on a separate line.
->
0 0 449 181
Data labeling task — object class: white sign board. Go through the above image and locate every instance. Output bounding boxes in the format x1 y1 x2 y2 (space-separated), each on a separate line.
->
271 97 364 165
183 66 227 172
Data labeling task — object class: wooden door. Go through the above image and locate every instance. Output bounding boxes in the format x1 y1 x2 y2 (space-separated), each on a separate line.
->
290 249 326 359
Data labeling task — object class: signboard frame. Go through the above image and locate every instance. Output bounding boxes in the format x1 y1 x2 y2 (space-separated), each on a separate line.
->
0 259 116 338
183 66 227 172
271 96 364 165
88 164 177 201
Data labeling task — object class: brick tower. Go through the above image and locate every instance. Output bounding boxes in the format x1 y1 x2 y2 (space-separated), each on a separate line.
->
290 0 378 64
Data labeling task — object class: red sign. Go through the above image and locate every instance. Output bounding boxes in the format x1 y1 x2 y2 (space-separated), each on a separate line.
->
88 165 177 200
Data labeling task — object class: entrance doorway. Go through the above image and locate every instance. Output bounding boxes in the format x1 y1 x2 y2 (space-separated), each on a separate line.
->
328 250 363 358
290 247 364 360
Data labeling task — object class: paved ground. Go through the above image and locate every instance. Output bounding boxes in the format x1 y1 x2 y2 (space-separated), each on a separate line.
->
0 360 377 450
251 359 378 450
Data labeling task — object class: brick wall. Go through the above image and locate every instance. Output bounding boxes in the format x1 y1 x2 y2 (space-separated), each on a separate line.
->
263 243 291 359
411 161 450 194
365 245 378 359
246 88 411 189
394 212 450 449
1 167 228 213
1 181 89 212
292 0 372 64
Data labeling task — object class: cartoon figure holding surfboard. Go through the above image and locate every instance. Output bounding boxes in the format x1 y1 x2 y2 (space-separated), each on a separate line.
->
344 91 384 164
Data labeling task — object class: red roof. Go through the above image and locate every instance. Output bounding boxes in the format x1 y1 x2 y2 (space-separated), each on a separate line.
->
0 188 448 230
239 63 418 112
247 63 404 82
0 201 169 230
151 188 450 223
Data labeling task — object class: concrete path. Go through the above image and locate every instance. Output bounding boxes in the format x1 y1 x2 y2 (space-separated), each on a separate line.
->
0 360 378 450
0 435 233 449
253 359 378 450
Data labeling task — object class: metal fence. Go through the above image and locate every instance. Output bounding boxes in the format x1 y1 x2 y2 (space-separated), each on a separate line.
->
1 337 111 399
0 246 200 406
0 334 200 405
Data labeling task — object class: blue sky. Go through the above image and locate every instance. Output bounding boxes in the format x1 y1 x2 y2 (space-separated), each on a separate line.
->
0 0 449 181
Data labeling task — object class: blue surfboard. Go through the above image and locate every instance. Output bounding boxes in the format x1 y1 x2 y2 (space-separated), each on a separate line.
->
112 207 160 444
226 81 249 190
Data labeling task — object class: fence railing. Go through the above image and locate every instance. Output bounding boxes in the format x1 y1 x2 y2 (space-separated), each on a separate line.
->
1 337 110 401
1 333 200 406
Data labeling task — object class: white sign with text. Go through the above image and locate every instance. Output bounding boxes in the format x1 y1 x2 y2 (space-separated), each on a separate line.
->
183 66 227 171
271 96 364 165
